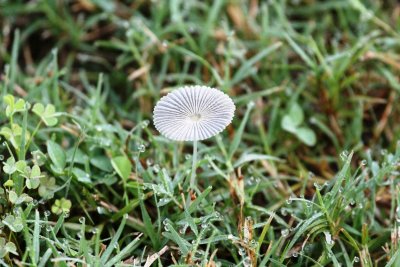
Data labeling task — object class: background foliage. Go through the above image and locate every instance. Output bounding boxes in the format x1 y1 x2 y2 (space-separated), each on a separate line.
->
1 0 400 266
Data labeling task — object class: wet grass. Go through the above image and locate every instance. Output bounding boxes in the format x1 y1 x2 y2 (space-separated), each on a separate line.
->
0 0 400 266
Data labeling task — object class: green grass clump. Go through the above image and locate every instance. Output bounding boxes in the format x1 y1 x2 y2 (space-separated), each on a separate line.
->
1 0 400 266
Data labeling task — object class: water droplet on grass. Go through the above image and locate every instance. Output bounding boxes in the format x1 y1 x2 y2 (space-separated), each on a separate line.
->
153 164 160 173
281 229 289 237
340 150 349 161
141 120 149 128
146 158 154 166
79 217 85 223
138 144 146 153
313 182 321 190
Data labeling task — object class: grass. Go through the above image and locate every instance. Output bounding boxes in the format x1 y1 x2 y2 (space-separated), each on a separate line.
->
0 0 400 266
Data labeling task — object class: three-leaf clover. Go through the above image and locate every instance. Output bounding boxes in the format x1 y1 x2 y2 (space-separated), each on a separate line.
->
2 215 23 232
38 176 57 199
0 124 31 151
3 157 17 174
8 191 33 204
4 94 26 118
281 103 316 146
32 103 58 126
15 161 42 189
51 198 72 215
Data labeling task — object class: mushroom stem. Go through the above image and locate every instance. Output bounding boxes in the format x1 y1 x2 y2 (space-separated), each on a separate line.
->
190 140 198 189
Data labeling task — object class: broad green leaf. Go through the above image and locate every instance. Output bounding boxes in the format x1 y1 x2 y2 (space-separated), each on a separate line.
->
281 115 297 133
47 140 66 173
295 127 316 146
111 156 132 181
90 156 113 172
72 168 92 183
289 103 304 126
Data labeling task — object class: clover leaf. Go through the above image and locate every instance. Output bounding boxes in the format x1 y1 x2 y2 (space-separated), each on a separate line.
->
8 190 33 204
25 165 42 189
0 238 18 258
2 215 23 232
51 198 71 215
15 161 42 189
0 124 31 152
32 103 58 126
38 176 57 199
4 94 26 118
3 157 17 174
281 102 316 146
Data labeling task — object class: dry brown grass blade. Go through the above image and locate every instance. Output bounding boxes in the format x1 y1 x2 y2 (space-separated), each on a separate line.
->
144 245 169 267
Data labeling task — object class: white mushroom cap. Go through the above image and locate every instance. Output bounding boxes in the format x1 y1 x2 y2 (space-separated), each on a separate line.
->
153 85 235 141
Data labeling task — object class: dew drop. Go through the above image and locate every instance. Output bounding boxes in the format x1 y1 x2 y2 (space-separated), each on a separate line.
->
79 217 85 224
146 158 154 166
280 209 288 216
97 206 106 214
138 144 146 153
153 164 160 173
0 155 4 161
313 182 321 190
141 120 149 128
354 256 359 263
164 224 170 232
243 257 251 267
340 150 349 161
238 248 245 256
286 197 293 205
292 252 299 258
281 229 289 237
247 101 255 108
